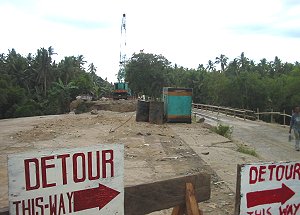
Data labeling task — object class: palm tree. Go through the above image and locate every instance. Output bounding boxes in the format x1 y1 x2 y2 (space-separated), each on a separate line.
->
76 55 86 70
197 64 205 71
59 56 79 84
206 60 215 71
237 52 249 72
35 46 56 96
257 58 269 77
215 54 228 72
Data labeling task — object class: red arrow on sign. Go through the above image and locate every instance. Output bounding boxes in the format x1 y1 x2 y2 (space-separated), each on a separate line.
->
246 183 295 208
73 183 120 212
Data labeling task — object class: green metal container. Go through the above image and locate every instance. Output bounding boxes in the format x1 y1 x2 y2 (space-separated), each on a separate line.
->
163 87 193 123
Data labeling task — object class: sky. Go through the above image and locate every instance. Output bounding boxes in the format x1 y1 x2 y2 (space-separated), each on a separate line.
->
1 0 300 82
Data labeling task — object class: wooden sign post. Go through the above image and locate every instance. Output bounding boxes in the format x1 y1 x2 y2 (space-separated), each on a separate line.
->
8 144 124 215
235 161 300 215
171 183 203 215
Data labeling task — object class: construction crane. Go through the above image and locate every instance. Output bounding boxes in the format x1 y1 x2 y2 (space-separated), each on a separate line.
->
113 14 130 100
117 13 126 82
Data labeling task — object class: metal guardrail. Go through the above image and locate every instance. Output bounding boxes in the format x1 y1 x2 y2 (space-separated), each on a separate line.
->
192 103 256 121
255 108 292 125
193 103 292 125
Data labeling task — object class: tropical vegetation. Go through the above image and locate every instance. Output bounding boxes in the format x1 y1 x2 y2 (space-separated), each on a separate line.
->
125 52 300 115
0 47 112 119
1 48 300 119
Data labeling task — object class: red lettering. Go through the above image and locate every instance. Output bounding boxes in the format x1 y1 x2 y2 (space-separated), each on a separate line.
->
88 151 100 180
276 165 284 181
24 158 40 191
58 193 66 215
294 203 300 214
31 198 35 215
49 194 57 215
13 201 21 215
268 164 276 180
294 163 300 180
266 207 271 215
57 154 70 185
249 166 258 184
258 166 266 182
41 156 56 188
73 153 86 183
279 203 300 215
102 150 114 178
35 197 44 215
285 164 293 180
67 192 74 213
22 199 31 215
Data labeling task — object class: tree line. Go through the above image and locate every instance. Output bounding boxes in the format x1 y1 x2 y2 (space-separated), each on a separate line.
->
1 48 299 119
125 52 300 114
0 47 112 119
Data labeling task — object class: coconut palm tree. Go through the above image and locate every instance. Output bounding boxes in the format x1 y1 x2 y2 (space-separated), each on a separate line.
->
206 60 215 71
215 54 228 72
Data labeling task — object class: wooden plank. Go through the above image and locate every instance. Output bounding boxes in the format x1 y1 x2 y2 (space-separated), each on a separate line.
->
234 164 242 215
125 173 210 215
185 183 200 215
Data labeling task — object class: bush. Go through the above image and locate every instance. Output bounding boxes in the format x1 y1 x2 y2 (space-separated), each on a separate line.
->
14 100 42 117
74 102 88 114
237 144 258 157
211 123 233 138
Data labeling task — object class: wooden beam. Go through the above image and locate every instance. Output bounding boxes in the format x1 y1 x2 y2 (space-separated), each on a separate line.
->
125 173 210 215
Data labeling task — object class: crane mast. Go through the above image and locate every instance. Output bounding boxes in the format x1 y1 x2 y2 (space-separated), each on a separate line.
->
113 14 129 100
117 13 126 82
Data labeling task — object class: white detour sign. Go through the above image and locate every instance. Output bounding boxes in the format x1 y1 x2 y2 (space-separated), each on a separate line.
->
8 144 124 215
238 161 300 215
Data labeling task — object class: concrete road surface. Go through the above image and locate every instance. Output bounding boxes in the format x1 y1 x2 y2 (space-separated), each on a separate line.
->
193 109 300 162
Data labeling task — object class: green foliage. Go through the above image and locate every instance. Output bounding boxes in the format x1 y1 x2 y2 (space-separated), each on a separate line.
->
126 51 299 119
211 123 233 138
125 53 170 98
0 47 112 119
237 144 258 157
1 48 300 120
0 74 26 118
14 100 42 118
48 79 78 114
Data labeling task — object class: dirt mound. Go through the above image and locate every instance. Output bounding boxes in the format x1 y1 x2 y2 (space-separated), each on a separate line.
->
70 99 137 113
92 100 137 112
14 112 125 142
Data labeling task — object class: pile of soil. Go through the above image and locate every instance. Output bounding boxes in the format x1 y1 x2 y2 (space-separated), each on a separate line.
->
70 99 137 113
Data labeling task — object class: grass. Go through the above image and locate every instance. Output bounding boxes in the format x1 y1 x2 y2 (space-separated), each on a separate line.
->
211 123 233 139
211 123 259 157
236 144 259 157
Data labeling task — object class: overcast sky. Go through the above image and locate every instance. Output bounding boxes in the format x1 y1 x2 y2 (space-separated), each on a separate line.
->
1 0 300 82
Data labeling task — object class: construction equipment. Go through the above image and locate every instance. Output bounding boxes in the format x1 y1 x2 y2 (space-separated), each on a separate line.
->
113 13 130 100
113 82 129 100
